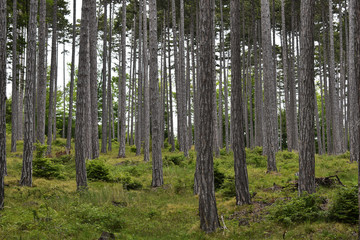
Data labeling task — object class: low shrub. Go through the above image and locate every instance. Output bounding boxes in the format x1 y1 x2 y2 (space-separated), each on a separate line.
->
87 159 111 182
163 154 186 166
33 143 64 179
246 153 267 168
328 187 358 224
117 173 143 190
269 194 326 226
214 167 225 190
221 176 236 197
53 139 66 147
130 145 137 153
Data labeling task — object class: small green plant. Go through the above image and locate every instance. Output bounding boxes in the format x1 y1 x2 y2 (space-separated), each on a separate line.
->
117 173 143 190
86 159 111 182
269 194 326 227
130 145 137 153
221 176 236 197
163 154 186 166
246 153 267 168
220 147 232 156
214 167 225 190
33 143 64 179
329 187 358 224
53 139 66 147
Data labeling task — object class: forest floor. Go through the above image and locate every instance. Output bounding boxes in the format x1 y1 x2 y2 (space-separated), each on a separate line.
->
0 135 358 239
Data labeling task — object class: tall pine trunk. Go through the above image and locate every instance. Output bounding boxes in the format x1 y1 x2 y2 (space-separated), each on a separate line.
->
101 1 108 153
11 0 18 152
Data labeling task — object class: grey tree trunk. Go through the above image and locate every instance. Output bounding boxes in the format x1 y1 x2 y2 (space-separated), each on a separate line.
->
149 0 164 187
135 0 143 156
261 0 277 172
47 0 58 154
101 1 108 153
224 52 229 153
231 0 251 205
329 0 343 155
143 0 150 162
167 23 175 152
75 0 90 191
118 0 127 158
349 0 360 163
107 3 113 152
90 0 99 159
0 0 7 209
198 0 220 232
298 0 315 195
67 0 76 151
339 2 346 151
218 0 224 149
130 14 137 146
11 0 18 152
62 43 66 139
20 0 38 186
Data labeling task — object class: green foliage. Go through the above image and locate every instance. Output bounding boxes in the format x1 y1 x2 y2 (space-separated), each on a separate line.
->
33 143 64 179
220 176 236 197
163 154 186 166
269 194 326 227
220 147 232 156
86 159 111 182
246 153 267 168
214 167 225 190
130 145 137 153
329 187 358 224
71 203 124 232
117 173 143 190
52 139 66 147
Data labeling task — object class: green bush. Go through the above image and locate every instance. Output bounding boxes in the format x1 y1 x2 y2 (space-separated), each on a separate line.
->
329 187 358 224
163 138 170 148
214 167 225 190
163 154 186 166
71 203 124 232
220 147 232 156
130 145 137 153
221 176 236 197
86 159 111 182
33 143 64 179
281 151 296 160
117 174 143 190
246 153 267 168
269 194 326 226
52 154 73 165
247 146 263 155
53 139 66 147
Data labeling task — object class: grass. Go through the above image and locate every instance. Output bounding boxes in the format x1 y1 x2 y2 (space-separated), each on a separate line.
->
0 134 358 239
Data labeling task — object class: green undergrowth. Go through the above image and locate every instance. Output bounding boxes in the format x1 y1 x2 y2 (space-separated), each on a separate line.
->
0 136 358 239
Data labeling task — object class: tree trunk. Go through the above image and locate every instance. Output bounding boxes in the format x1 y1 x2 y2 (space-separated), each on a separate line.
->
67 0 76 151
11 0 18 152
101 1 108 153
261 0 277 172
329 0 343 154
47 0 58 154
143 0 150 162
20 0 38 186
149 0 164 187
198 0 220 232
167 22 175 152
62 43 66 139
75 0 90 191
107 2 113 152
90 0 99 159
118 0 127 158
298 0 316 195
231 0 251 205
339 2 347 151
218 0 224 149
349 0 360 163
0 0 7 209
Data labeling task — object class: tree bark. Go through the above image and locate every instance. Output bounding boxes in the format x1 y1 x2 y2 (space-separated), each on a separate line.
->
298 0 316 195
231 0 251 205
349 0 360 162
11 0 18 152
75 0 90 191
107 2 113 152
198 0 220 232
149 0 164 187
90 0 99 158
47 0 58 154
118 0 127 158
143 0 150 162
101 1 108 153
67 0 76 151
20 0 38 186
261 0 277 172
0 0 7 209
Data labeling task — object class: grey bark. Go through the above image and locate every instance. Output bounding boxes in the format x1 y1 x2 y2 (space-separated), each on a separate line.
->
130 12 137 146
101 1 108 153
167 22 175 152
298 0 315 195
20 0 38 186
118 0 127 158
90 0 99 159
62 43 66 139
67 0 76 151
47 0 58 154
218 0 224 149
328 0 343 154
149 0 164 187
143 0 150 162
261 0 277 171
0 0 7 209
198 0 220 232
75 0 90 191
349 0 359 162
231 0 251 205
107 2 113 152
11 0 18 152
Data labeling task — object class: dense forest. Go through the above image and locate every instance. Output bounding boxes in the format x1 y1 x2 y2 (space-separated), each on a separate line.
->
1 0 360 239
